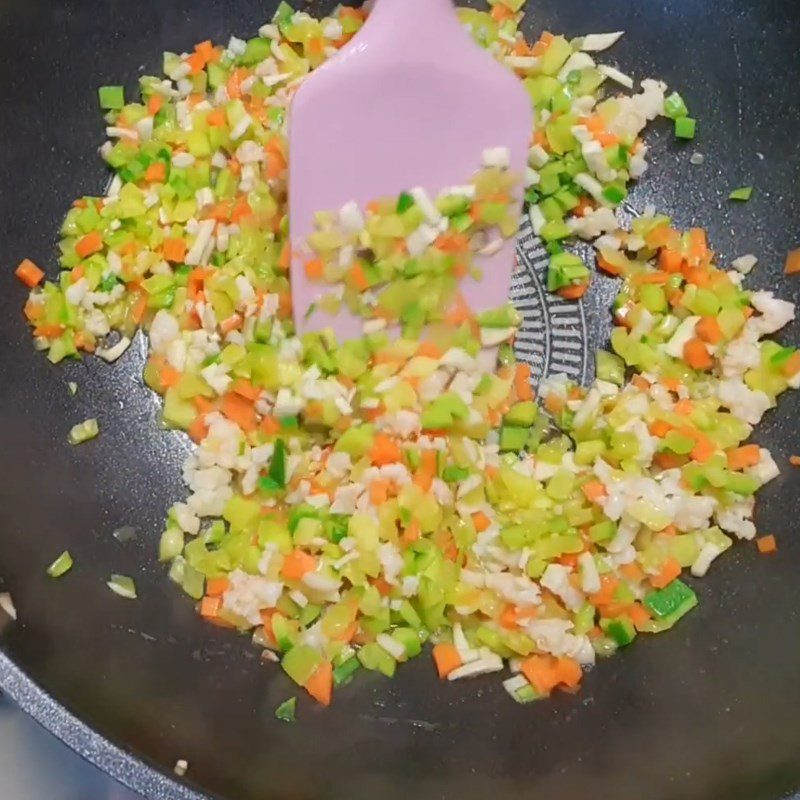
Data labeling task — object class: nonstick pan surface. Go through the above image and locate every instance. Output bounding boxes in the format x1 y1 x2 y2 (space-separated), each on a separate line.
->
1 1 800 799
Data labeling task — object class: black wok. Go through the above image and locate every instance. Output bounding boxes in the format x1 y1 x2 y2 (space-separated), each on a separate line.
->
1 1 800 799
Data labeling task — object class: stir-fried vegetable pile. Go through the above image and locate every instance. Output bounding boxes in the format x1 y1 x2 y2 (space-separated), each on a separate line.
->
15 0 798 711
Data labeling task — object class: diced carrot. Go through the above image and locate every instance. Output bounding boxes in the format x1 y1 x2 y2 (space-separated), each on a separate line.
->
595 131 619 147
402 518 421 545
33 324 65 338
790 455 800 467
781 352 800 377
490 3 515 21
432 643 462 679
581 480 607 503
194 39 218 63
683 266 712 287
658 249 684 273
230 196 253 223
305 257 324 280
628 603 652 629
558 282 589 300
162 237 188 263
696 316 723 344
673 399 694 415
281 549 317 581
785 248 800 275
631 375 650 391
472 511 491 532
231 379 260 402
205 108 226 128
15 258 45 288
648 419 673 438
187 415 209 444
571 196 594 219
756 535 777 554
686 227 707 261
193 396 216 415
543 393 565 415
145 161 167 183
435 231 470 254
683 338 713 370
277 242 291 271
131 292 148 324
651 557 682 589
369 433 402 466
305 661 333 706
348 263 369 292
260 415 281 436
514 363 534 401
265 151 286 180
369 479 390 506
206 577 231 597
596 252 622 275
185 51 206 75
499 604 520 630
75 231 103 259
589 575 619 606
654 452 684 469
416 341 443 360
159 363 181 388
414 450 438 492
200 596 222 619
619 562 645 583
371 577 393 597
147 94 163 115
691 434 715 463
661 376 682 393
23 298 43 321
520 655 582 694
443 292 472 326
220 391 258 432
645 224 679 249
226 67 250 100
219 314 243 335
727 444 762 471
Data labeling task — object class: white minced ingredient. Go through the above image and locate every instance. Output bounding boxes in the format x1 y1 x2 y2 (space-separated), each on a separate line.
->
405 223 440 257
174 760 189 777
377 633 406 661
482 146 510 169
732 254 757 274
578 552 602 594
599 64 634 89
749 291 795 335
528 203 546 235
662 315 700 358
717 378 772 425
715 499 757 540
452 622 480 664
720 333 761 378
185 220 216 266
410 187 442 225
172 152 195 168
690 152 705 166
528 144 549 168
448 650 504 680
0 593 17 620
96 336 132 363
580 31 624 51
222 570 282 626
338 200 365 233
540 564 584 611
746 448 780 485
691 543 722 577
557 52 595 82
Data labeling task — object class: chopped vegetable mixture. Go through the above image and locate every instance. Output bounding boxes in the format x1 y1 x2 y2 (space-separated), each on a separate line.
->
14 0 798 710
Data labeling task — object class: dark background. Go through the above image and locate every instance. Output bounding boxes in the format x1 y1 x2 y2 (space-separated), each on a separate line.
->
1 1 800 799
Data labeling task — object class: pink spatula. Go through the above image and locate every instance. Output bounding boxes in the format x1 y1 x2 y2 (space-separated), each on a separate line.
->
288 0 532 340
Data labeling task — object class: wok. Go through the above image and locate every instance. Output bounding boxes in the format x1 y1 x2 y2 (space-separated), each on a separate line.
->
1 1 800 799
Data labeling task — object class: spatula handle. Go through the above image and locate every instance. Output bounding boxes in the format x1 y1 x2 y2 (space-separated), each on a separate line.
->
369 0 457 26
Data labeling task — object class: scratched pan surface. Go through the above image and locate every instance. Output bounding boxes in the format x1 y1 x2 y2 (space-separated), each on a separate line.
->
1 1 800 799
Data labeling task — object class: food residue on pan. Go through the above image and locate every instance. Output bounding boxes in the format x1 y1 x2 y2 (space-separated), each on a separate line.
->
11 0 799 714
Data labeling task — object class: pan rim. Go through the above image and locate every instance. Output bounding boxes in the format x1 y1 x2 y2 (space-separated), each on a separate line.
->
0 651 208 800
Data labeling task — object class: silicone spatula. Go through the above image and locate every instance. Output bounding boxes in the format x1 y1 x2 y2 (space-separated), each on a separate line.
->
288 0 532 340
